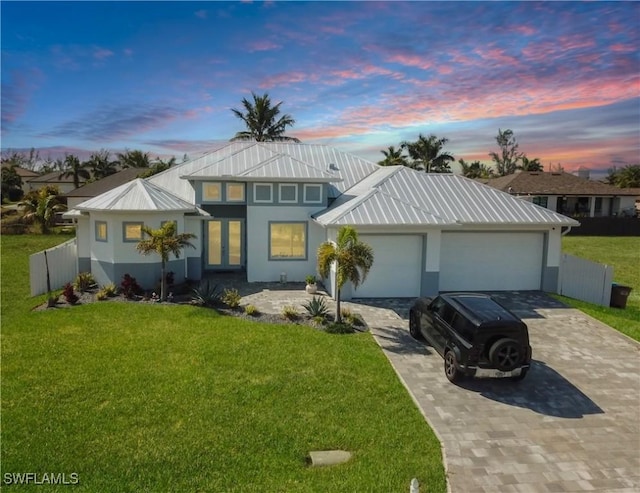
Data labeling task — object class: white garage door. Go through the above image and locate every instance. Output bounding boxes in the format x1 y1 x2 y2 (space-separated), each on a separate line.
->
440 232 543 291
353 235 421 298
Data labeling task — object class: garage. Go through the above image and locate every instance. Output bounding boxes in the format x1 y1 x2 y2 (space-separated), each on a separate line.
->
353 235 422 298
439 232 544 291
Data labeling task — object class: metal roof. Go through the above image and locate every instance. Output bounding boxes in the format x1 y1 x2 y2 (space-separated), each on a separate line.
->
314 166 580 227
74 178 197 212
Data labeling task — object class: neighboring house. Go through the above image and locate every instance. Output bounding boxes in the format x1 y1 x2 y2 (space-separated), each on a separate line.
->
482 171 638 218
0 164 39 193
64 168 143 209
63 142 578 298
26 170 89 194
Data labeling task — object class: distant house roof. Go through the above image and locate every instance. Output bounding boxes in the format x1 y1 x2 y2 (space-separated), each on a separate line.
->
0 164 39 179
314 166 579 227
64 168 142 199
74 178 197 212
482 172 638 196
26 170 87 185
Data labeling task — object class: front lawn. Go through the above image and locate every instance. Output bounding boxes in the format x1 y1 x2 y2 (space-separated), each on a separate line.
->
561 236 640 341
1 235 446 492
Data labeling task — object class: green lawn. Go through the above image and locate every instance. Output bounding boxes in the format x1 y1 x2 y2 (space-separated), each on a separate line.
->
1 235 446 492
561 236 640 341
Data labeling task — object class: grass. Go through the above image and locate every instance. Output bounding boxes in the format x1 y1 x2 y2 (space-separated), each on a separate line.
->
1 234 446 492
560 236 640 341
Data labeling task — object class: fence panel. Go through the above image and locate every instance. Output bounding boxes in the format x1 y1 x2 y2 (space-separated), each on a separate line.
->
29 239 78 297
559 253 613 307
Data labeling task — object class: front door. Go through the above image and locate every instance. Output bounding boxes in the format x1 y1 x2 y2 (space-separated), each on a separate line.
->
206 219 244 270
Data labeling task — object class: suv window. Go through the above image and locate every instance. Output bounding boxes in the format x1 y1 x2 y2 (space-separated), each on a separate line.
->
451 313 474 343
431 298 455 325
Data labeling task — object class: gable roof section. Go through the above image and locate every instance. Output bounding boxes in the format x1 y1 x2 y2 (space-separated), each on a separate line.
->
63 168 142 198
74 178 196 212
483 171 638 196
314 167 579 227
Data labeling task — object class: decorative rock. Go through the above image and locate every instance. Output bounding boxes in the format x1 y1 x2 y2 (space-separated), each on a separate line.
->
308 450 352 467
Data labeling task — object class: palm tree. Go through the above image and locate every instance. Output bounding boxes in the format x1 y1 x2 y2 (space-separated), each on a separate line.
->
401 134 454 173
59 154 90 189
230 92 300 142
317 226 374 323
489 129 523 176
19 187 66 234
458 159 494 179
519 156 543 172
378 146 408 167
117 149 151 168
135 222 196 301
87 149 118 179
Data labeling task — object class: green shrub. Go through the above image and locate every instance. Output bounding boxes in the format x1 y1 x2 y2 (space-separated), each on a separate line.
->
244 304 259 316
190 280 221 307
222 288 242 308
74 272 97 292
302 296 330 318
325 322 355 334
282 305 298 320
95 289 108 301
102 283 118 297
312 315 325 325
305 274 316 285
340 308 363 326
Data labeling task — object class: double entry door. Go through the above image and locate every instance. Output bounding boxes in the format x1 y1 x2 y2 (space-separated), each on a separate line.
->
206 219 244 270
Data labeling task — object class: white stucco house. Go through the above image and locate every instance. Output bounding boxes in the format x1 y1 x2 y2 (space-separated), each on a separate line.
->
64 142 579 298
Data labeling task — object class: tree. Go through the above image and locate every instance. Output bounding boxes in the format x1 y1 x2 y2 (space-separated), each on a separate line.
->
317 226 374 324
139 156 177 178
59 154 90 189
378 146 409 167
231 92 300 142
84 149 117 180
117 149 151 168
136 222 196 301
458 159 494 179
19 187 66 234
1 148 41 171
489 129 523 176
519 156 543 172
607 164 640 188
401 134 454 173
1 165 23 202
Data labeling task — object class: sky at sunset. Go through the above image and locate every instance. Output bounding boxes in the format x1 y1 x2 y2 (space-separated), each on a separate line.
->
1 1 639 176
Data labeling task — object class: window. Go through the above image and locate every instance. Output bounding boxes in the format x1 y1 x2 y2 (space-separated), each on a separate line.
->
303 184 322 204
203 182 221 202
269 222 306 259
95 221 107 242
123 222 144 242
226 183 245 202
279 184 298 203
254 183 273 203
533 196 548 208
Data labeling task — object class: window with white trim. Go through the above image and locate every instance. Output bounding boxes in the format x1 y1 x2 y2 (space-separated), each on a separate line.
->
123 222 144 242
95 221 108 242
303 184 322 204
279 184 298 203
269 222 306 259
254 183 273 203
203 182 221 202
226 183 245 202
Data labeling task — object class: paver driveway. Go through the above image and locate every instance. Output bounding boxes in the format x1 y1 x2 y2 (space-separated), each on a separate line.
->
361 292 640 493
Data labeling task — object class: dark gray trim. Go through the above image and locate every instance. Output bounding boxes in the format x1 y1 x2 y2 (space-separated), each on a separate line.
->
78 257 91 273
201 204 247 219
93 259 186 290
95 220 108 242
187 257 202 281
122 221 144 242
268 221 308 261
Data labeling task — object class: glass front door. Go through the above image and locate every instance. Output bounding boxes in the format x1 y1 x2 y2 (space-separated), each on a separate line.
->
206 219 244 270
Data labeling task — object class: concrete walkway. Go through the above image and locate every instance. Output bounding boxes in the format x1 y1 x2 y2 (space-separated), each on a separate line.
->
238 284 640 492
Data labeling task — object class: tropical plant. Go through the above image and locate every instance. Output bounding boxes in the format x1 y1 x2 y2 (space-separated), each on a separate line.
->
120 274 142 299
282 305 299 320
519 156 543 172
244 304 259 316
489 129 523 176
62 283 78 304
305 275 316 285
222 288 242 309
1 165 23 202
190 279 222 306
59 154 90 189
458 159 494 179
74 272 96 292
607 164 640 188
230 92 299 142
86 149 118 179
136 222 196 301
378 146 409 167
325 321 355 334
19 187 66 234
117 149 151 168
401 134 454 173
302 296 330 318
102 283 118 297
317 226 374 323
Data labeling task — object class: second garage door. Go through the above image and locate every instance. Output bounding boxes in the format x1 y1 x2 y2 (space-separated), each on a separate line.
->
353 235 421 298
439 232 544 291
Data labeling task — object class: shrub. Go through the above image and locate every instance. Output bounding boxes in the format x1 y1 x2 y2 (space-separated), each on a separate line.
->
62 283 79 304
305 274 316 285
282 305 298 321
95 289 108 301
222 288 242 309
121 274 141 299
74 272 96 292
302 296 330 318
340 308 364 326
312 315 325 326
244 304 259 316
325 322 355 334
190 280 221 307
102 283 118 297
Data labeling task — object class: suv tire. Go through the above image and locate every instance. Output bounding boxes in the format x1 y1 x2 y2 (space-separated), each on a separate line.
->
444 350 461 383
409 310 422 340
489 338 523 372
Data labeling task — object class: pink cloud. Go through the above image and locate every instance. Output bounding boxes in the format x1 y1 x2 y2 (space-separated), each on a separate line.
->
610 43 636 53
259 71 312 88
246 40 281 52
385 53 432 71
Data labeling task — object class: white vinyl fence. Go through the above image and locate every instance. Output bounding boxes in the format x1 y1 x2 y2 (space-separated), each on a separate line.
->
29 239 78 297
558 253 613 307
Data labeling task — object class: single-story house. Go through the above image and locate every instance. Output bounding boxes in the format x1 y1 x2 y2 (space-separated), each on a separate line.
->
26 170 89 194
482 171 638 218
64 142 579 298
64 168 143 209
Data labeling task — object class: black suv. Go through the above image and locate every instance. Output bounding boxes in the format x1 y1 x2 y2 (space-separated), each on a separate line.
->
409 293 532 383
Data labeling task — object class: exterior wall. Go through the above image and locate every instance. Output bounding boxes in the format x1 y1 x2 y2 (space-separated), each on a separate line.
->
246 205 326 282
422 230 441 297
185 217 204 281
542 228 562 292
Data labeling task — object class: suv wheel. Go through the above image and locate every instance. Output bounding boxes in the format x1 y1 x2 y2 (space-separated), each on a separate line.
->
409 310 421 340
444 350 461 383
489 338 523 372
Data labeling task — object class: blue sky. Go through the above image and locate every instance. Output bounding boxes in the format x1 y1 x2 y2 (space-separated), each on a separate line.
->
1 1 639 174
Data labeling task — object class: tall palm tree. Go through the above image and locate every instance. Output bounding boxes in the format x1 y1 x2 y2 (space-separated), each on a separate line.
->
317 226 374 323
59 154 90 189
401 134 454 173
458 159 494 179
87 149 118 180
19 187 66 234
136 222 196 301
230 92 300 142
117 149 151 168
378 146 408 167
519 156 543 172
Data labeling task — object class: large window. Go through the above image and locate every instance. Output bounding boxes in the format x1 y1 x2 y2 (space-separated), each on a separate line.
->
532 196 548 208
203 182 221 202
95 221 108 242
226 183 245 202
269 222 306 259
254 183 273 203
123 222 144 242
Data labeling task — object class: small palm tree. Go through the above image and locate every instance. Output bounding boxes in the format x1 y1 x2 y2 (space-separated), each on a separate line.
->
19 187 67 234
117 149 151 168
231 92 300 142
401 134 454 173
136 222 196 301
519 156 543 172
59 154 90 189
378 146 408 167
317 226 374 323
